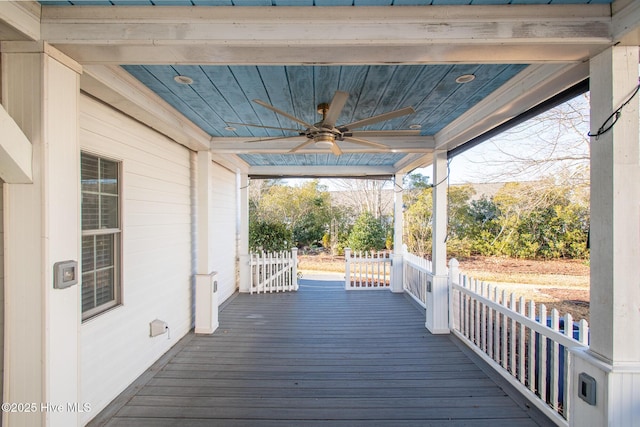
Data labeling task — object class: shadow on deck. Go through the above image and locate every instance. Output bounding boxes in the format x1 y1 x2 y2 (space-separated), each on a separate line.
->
90 276 553 426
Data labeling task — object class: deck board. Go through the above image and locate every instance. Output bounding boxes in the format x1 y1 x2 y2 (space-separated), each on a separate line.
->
93 277 550 427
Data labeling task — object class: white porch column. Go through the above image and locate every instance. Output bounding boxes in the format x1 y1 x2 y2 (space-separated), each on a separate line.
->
569 46 640 427
194 150 218 334
238 172 251 293
391 173 404 293
426 150 449 334
2 43 81 427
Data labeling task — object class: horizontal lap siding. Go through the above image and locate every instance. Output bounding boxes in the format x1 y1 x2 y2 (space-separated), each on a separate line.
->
210 163 238 304
79 95 193 424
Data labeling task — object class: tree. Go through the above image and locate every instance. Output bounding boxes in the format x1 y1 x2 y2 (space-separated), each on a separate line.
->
250 179 332 248
490 180 589 259
348 212 387 252
456 94 590 186
332 178 392 219
403 185 433 257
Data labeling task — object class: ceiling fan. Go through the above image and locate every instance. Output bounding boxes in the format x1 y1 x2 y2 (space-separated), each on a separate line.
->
227 91 420 156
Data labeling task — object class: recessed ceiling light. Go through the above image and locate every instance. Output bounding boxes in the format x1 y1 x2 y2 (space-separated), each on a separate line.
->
455 74 476 84
224 126 237 131
409 124 422 130
174 75 194 85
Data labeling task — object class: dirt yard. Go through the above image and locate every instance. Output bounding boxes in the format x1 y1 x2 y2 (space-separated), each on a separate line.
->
298 253 590 321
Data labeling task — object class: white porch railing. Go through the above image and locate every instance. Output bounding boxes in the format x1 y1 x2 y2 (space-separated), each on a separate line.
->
249 248 298 294
402 249 432 308
344 248 392 290
448 258 589 426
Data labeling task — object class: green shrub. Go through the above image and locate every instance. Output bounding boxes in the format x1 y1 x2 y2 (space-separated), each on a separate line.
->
348 212 386 252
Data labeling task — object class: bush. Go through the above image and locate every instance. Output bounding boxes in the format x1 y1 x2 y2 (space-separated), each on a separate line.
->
249 219 292 252
348 212 386 252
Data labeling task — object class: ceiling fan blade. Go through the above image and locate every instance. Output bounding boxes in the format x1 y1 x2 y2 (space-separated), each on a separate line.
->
245 135 304 143
330 141 343 156
253 99 318 131
288 139 316 153
323 91 349 127
349 129 421 137
343 136 389 149
340 106 416 130
226 121 302 132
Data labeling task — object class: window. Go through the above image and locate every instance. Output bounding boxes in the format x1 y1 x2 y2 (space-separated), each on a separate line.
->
81 153 121 320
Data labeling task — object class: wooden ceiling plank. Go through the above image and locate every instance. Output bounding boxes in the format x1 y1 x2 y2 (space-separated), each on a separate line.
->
286 66 316 128
256 66 299 133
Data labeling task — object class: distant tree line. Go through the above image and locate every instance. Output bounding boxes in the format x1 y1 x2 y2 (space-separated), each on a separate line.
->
403 172 590 259
249 173 590 260
249 179 389 254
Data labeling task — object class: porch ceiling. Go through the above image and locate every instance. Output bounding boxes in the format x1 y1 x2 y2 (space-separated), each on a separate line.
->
6 0 633 176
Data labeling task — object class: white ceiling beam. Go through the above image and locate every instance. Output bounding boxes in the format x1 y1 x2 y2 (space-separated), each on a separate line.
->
210 137 435 154
434 62 589 153
212 153 250 174
0 1 40 42
248 165 396 178
0 103 33 183
394 153 435 175
81 65 211 152
613 0 640 46
40 5 612 65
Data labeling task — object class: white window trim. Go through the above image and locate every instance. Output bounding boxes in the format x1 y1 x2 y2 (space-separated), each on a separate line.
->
81 152 123 321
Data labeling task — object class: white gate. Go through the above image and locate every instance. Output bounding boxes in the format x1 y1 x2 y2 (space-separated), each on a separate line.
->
250 248 298 294
344 248 392 290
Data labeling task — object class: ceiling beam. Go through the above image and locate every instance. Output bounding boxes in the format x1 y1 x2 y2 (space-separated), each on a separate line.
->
613 0 640 46
395 153 435 175
0 1 40 42
248 165 396 178
81 65 211 152
0 103 33 183
210 137 435 154
40 5 612 65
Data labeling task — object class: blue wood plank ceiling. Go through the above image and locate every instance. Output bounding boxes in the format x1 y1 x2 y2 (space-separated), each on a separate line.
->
120 64 528 167
36 0 607 170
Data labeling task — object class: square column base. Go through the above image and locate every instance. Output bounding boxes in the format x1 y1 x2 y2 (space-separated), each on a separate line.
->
391 254 404 293
239 254 251 293
195 272 219 334
569 348 640 426
425 274 450 334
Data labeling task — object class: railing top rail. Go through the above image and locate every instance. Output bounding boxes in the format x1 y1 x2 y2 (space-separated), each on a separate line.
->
403 252 432 273
452 282 588 349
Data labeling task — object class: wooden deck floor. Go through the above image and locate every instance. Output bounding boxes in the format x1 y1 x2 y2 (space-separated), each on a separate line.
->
92 277 551 427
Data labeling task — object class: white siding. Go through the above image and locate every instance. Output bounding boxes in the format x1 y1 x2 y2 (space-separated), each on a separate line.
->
79 95 193 423
210 163 238 303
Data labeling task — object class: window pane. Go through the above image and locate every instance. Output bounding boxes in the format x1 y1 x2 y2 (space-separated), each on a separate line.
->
82 272 95 312
100 159 118 195
82 236 95 272
95 269 114 307
95 234 114 269
82 193 99 230
100 195 119 229
81 154 99 193
80 152 120 319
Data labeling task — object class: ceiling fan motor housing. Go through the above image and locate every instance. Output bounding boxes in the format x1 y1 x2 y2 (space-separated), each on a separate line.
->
313 131 336 148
